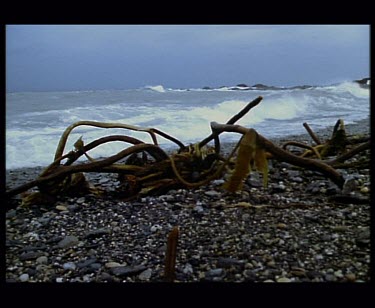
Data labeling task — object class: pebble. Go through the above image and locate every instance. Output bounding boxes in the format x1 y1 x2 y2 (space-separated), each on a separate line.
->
183 263 194 275
84 228 111 239
138 268 152 281
63 262 77 271
276 223 287 229
19 251 45 261
150 225 162 233
193 205 204 213
324 274 337 282
56 205 68 211
276 277 291 282
217 257 245 268
36 256 48 265
332 226 349 232
342 178 357 194
243 270 257 281
76 197 86 204
204 190 221 198
212 179 225 186
334 270 343 278
6 209 17 219
242 213 251 220
57 235 79 248
105 262 122 268
345 273 356 282
77 258 97 268
205 268 225 279
110 265 147 277
19 273 29 282
360 187 369 194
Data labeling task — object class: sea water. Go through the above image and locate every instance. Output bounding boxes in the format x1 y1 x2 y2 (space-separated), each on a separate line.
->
6 82 369 169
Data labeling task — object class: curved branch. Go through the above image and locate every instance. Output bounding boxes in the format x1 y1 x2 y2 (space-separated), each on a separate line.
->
6 144 168 198
199 96 263 148
210 122 345 188
326 141 370 165
282 141 322 159
303 122 322 145
150 128 186 150
46 135 146 170
54 121 159 161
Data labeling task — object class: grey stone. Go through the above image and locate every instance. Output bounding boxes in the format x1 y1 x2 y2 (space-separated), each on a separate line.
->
36 256 48 265
193 205 204 213
247 177 263 188
98 177 110 184
204 190 221 198
21 244 47 252
6 209 17 219
99 272 115 282
290 177 303 183
84 228 111 239
342 177 357 194
76 197 86 204
63 262 77 271
205 268 225 278
212 179 225 186
308 271 322 280
77 258 97 268
138 268 153 281
163 195 175 202
111 265 147 277
287 170 300 177
183 263 193 275
243 270 257 281
19 251 44 261
57 235 79 248
277 277 291 282
324 274 337 282
105 262 122 268
67 204 80 212
89 263 102 270
217 257 245 269
272 183 286 192
19 273 29 282
150 225 162 233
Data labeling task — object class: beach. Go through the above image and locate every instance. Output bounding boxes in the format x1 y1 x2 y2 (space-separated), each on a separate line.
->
5 118 370 282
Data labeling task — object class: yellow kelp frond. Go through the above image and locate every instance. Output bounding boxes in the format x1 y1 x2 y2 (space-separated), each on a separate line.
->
254 147 269 188
222 129 257 192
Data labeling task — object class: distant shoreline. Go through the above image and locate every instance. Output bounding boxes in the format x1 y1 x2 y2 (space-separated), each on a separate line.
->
6 77 370 94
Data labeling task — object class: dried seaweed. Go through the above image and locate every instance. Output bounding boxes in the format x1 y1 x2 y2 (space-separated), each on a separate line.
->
5 96 370 207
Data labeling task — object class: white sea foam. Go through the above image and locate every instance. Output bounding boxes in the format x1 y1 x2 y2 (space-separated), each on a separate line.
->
321 81 369 98
146 85 166 93
6 82 369 169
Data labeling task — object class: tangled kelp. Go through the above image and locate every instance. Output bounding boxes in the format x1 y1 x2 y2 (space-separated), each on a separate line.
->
5 96 370 207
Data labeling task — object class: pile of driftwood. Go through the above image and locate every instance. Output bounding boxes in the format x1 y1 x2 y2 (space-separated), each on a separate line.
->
6 96 370 207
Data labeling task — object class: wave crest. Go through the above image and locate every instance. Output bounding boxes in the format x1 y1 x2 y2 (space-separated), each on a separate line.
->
146 85 166 93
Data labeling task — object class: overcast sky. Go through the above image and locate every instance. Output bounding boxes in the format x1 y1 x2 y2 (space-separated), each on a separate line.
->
6 25 370 92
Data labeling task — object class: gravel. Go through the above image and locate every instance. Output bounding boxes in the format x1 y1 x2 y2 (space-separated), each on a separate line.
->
5 118 371 282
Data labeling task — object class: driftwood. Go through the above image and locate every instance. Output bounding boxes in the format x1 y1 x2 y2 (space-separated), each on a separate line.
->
5 96 370 206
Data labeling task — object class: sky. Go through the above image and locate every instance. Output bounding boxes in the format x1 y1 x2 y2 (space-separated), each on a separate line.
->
6 25 370 92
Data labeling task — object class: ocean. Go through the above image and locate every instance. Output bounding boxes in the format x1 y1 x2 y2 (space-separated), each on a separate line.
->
6 82 370 170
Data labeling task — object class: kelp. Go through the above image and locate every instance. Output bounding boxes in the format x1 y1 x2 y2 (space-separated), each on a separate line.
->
5 96 370 207
222 129 268 192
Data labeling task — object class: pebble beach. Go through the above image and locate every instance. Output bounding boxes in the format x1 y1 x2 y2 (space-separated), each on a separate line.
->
5 118 371 283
